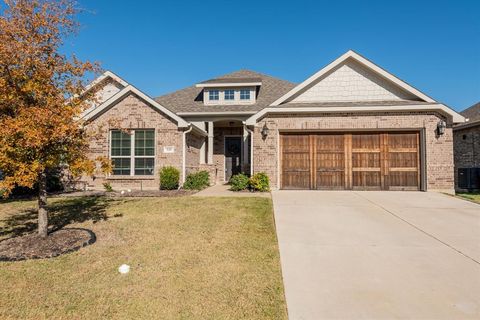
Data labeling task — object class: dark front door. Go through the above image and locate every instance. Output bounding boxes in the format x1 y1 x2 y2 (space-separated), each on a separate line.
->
225 137 242 181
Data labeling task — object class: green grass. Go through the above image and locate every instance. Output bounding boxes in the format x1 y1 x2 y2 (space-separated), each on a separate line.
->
456 192 480 204
0 196 287 319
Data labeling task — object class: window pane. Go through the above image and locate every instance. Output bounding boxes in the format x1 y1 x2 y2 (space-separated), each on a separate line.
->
240 89 250 100
111 130 131 157
112 158 131 175
135 158 154 175
135 129 154 156
209 90 219 101
225 89 234 100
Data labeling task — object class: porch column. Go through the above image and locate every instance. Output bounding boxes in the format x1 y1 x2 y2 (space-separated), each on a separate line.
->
243 125 249 171
207 121 214 164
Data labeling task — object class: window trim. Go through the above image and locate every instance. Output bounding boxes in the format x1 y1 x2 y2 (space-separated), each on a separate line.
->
110 129 156 176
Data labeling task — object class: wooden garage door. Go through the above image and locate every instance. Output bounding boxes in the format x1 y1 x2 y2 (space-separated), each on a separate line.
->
281 132 420 190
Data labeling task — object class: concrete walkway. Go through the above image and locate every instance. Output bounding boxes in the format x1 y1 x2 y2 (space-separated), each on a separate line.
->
193 183 270 197
272 191 480 319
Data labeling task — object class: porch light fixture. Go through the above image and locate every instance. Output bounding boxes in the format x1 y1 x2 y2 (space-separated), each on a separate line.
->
261 123 269 139
437 120 446 136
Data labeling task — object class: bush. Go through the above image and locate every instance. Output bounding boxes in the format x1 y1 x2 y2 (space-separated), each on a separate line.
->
103 182 113 192
183 170 210 190
249 172 270 192
159 166 180 190
229 173 249 191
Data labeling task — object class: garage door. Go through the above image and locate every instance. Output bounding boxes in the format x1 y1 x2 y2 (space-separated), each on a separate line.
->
281 132 421 190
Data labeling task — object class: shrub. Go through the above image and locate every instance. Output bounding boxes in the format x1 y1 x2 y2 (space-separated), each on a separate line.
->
229 173 249 191
183 170 210 190
103 182 113 192
249 172 270 192
159 166 180 190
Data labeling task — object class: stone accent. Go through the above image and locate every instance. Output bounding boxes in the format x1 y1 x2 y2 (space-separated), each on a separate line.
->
252 112 454 193
453 124 480 190
84 93 185 190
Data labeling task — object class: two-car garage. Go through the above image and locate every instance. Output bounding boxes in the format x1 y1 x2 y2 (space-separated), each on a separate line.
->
280 132 422 190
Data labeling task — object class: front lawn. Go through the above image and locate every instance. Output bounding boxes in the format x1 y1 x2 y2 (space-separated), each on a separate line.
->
456 192 480 204
0 196 287 319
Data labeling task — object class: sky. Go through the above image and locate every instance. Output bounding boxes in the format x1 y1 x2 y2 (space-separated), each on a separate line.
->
65 0 479 111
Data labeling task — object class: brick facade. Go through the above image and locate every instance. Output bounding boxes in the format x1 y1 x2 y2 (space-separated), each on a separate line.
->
84 93 202 190
453 124 480 190
252 112 454 193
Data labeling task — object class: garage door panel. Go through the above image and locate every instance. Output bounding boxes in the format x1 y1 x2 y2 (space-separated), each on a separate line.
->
316 172 345 189
389 152 417 168
281 135 311 189
352 153 381 168
352 134 380 149
389 171 418 187
281 132 420 190
315 134 345 189
353 171 382 188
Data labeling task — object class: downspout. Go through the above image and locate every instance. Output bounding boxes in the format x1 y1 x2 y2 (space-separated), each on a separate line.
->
243 122 254 176
182 124 194 186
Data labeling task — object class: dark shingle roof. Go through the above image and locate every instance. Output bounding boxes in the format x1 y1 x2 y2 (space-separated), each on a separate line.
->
155 70 295 113
199 77 262 85
460 102 480 122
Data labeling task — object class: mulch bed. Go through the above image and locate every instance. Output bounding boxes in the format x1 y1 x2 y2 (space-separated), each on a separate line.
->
0 228 96 262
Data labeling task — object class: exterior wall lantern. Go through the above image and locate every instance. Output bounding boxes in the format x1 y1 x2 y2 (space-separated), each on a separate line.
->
437 120 446 136
261 123 269 139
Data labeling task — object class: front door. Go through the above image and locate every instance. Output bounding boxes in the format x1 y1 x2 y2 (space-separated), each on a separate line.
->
225 137 242 181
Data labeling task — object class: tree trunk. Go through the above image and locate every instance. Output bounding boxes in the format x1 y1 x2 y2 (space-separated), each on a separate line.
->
38 170 48 238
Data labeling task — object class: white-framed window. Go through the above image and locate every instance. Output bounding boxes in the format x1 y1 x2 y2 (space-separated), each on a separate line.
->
209 90 219 101
240 89 250 100
224 89 235 100
110 129 155 176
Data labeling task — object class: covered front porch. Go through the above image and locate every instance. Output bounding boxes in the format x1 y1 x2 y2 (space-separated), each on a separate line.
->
193 119 252 184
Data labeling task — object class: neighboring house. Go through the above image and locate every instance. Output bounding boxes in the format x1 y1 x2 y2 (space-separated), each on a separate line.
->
453 102 480 191
80 50 464 193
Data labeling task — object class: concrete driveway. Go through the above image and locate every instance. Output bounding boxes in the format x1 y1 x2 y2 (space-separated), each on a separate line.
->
272 191 480 319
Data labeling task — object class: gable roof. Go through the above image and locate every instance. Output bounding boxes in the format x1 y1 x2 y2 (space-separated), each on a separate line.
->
83 71 129 93
81 84 189 128
461 102 480 122
271 50 436 106
155 70 296 114
454 102 480 130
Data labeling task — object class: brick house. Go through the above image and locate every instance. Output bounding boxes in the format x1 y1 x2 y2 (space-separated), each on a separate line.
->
453 102 480 191
81 50 464 193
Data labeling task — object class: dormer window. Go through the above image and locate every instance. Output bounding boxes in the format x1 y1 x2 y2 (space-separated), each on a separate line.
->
197 77 261 106
209 90 219 101
225 89 235 100
240 89 251 100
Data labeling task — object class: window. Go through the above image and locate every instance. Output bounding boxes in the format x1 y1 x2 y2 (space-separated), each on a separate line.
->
111 129 155 176
240 89 250 100
209 90 219 101
111 130 131 175
224 89 235 100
